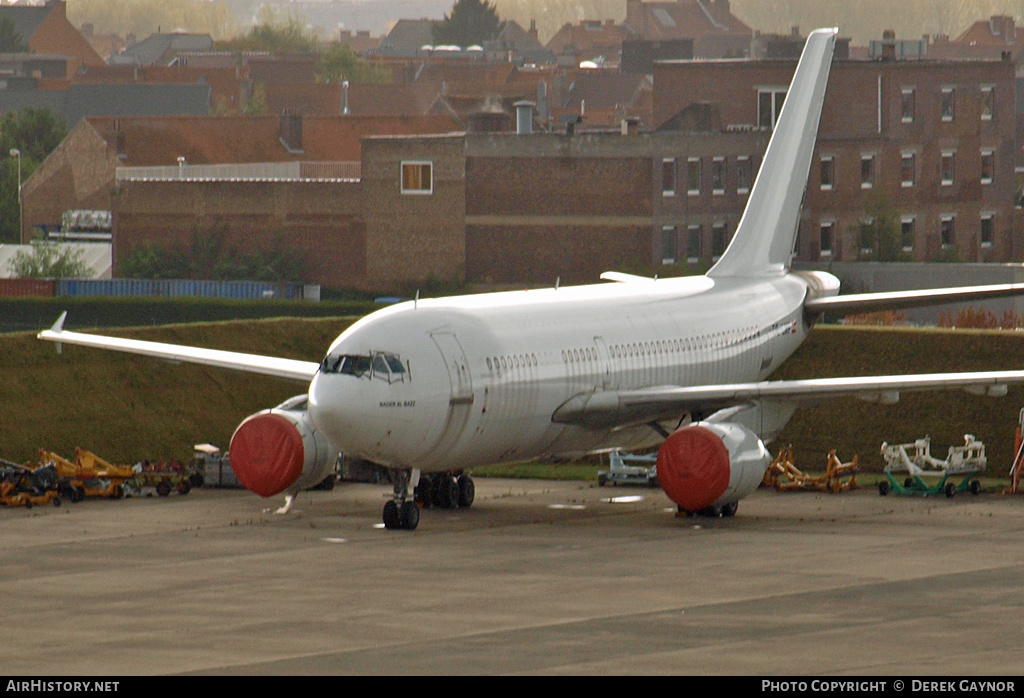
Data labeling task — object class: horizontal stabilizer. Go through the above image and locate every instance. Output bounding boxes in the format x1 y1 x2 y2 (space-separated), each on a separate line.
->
806 282 1024 316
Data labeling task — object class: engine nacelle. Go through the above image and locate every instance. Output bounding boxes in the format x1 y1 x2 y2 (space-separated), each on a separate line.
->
229 395 336 497
656 422 771 513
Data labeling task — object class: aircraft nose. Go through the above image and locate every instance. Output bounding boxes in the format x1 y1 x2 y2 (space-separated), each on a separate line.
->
307 371 371 456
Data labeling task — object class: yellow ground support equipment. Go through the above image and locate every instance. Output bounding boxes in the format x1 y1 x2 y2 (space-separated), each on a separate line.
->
763 445 860 493
0 460 62 508
38 448 133 502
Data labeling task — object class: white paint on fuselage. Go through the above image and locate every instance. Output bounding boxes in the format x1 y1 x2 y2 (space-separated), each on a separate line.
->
306 272 813 473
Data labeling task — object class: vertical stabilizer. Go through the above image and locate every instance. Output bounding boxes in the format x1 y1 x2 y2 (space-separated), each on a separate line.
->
707 28 837 278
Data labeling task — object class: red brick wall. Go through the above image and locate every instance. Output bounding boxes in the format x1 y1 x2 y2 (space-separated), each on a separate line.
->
113 180 366 289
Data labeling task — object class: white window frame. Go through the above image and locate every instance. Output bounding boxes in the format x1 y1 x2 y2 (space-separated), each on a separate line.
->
686 157 701 196
401 160 433 194
736 155 750 195
661 158 676 197
981 85 994 121
980 213 994 248
941 150 955 186
820 155 834 191
686 224 701 263
901 87 915 124
712 156 726 196
940 214 956 248
901 151 916 188
819 220 834 257
757 87 787 130
861 153 875 190
900 215 915 252
941 87 955 122
660 225 677 264
981 149 994 185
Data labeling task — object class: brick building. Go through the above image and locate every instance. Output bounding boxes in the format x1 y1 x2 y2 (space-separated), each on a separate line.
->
654 53 1020 263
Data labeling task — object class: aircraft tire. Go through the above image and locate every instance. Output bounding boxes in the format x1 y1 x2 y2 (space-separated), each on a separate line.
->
457 475 474 508
400 501 420 530
383 500 400 529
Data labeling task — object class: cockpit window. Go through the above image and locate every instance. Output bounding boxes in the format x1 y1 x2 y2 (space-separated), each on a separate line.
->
321 351 407 383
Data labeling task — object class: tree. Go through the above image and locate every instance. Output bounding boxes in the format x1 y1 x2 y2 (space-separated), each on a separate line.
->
10 241 89 278
213 7 318 53
0 17 29 53
0 108 67 243
117 224 306 282
432 0 504 47
316 43 389 84
857 197 909 262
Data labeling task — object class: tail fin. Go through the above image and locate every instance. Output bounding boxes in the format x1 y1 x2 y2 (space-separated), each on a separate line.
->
708 28 837 279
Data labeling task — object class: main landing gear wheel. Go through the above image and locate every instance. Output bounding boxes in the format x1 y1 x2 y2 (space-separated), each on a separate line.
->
414 473 475 510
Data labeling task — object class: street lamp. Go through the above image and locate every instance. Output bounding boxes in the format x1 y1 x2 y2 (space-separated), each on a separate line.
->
9 148 21 242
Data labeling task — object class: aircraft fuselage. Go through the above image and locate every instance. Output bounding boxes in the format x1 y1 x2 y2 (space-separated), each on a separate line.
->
307 272 818 472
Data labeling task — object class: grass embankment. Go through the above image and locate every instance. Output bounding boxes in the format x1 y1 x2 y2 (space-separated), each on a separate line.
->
2 321 1023 478
0 317 357 465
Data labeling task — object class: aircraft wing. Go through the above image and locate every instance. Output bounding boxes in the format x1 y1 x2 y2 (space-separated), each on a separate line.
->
805 282 1024 316
552 370 1024 430
37 313 319 383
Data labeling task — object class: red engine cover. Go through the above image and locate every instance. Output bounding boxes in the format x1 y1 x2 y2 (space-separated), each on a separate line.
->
656 425 731 512
229 413 305 497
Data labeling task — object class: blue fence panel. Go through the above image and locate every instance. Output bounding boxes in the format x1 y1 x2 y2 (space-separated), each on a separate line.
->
57 279 306 300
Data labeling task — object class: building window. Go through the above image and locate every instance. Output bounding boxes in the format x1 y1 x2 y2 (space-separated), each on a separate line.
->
981 150 994 184
662 158 676 196
819 221 834 257
981 85 994 121
711 222 727 258
820 156 834 190
712 157 725 195
687 224 702 262
940 215 955 247
901 88 915 123
687 157 701 195
736 156 751 194
861 154 875 189
941 87 955 121
401 161 432 194
901 152 916 187
901 216 915 252
941 151 955 186
981 214 994 247
661 226 677 264
758 88 786 130
859 218 875 256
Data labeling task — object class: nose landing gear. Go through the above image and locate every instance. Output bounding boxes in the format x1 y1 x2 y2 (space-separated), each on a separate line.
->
382 469 420 530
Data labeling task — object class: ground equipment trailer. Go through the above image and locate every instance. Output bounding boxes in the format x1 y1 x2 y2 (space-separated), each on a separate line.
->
0 460 62 508
597 449 659 487
879 435 986 497
762 446 860 493
39 448 134 501
124 459 199 497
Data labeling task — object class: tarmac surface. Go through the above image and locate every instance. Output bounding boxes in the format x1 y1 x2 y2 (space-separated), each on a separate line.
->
2 477 1023 676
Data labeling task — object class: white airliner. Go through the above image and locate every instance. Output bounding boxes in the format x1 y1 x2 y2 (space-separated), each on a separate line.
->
39 29 1024 530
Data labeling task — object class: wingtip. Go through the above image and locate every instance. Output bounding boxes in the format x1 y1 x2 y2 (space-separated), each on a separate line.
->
50 311 67 333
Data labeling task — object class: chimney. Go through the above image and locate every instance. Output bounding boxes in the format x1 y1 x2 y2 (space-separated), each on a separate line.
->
529 20 538 41
515 100 535 135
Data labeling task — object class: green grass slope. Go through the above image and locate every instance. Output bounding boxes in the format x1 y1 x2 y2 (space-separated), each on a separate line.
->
1 320 1022 476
